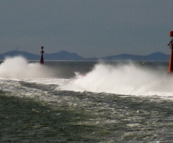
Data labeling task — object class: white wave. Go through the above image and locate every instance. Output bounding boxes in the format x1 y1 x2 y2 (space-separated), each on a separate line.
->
22 78 68 86
1 57 173 99
60 62 173 97
0 56 56 78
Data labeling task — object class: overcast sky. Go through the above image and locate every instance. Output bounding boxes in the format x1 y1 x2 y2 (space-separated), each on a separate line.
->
0 0 173 58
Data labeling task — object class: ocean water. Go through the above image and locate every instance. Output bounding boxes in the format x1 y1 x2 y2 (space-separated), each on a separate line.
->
0 56 173 142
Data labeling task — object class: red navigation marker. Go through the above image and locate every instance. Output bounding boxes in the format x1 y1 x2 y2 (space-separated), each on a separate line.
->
40 46 44 64
167 31 173 74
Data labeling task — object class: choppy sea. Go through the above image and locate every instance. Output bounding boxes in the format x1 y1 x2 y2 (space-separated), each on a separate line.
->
0 56 173 142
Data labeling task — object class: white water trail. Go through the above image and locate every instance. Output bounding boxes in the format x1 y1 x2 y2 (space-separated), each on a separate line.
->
60 62 173 97
0 56 55 78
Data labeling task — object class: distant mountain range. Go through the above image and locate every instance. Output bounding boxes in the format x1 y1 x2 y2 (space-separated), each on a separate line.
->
0 50 170 61
0 50 83 61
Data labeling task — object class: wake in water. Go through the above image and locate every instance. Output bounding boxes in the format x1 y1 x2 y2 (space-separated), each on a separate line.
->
60 62 173 96
0 56 56 78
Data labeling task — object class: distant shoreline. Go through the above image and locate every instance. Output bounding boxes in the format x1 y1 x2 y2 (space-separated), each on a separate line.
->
0 50 169 61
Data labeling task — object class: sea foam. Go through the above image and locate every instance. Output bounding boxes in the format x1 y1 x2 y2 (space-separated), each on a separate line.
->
60 62 173 96
0 56 55 78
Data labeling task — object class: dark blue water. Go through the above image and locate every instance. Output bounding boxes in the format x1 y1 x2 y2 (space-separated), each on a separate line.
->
0 59 173 142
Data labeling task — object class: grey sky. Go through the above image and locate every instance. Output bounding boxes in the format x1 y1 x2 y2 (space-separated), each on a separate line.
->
0 0 172 58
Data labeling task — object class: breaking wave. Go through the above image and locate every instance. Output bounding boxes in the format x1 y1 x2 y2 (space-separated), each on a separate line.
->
60 62 173 96
0 56 55 78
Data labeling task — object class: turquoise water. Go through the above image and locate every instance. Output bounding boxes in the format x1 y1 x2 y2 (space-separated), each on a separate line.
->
0 58 173 142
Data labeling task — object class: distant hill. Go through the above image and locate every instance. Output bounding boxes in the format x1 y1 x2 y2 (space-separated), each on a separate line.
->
0 50 84 61
0 50 169 61
86 52 169 61
0 50 39 60
44 50 84 60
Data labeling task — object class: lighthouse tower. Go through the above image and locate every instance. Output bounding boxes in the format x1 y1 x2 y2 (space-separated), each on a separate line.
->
40 46 44 64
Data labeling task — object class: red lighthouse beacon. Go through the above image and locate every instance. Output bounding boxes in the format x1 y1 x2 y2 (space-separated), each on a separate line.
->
40 46 44 64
